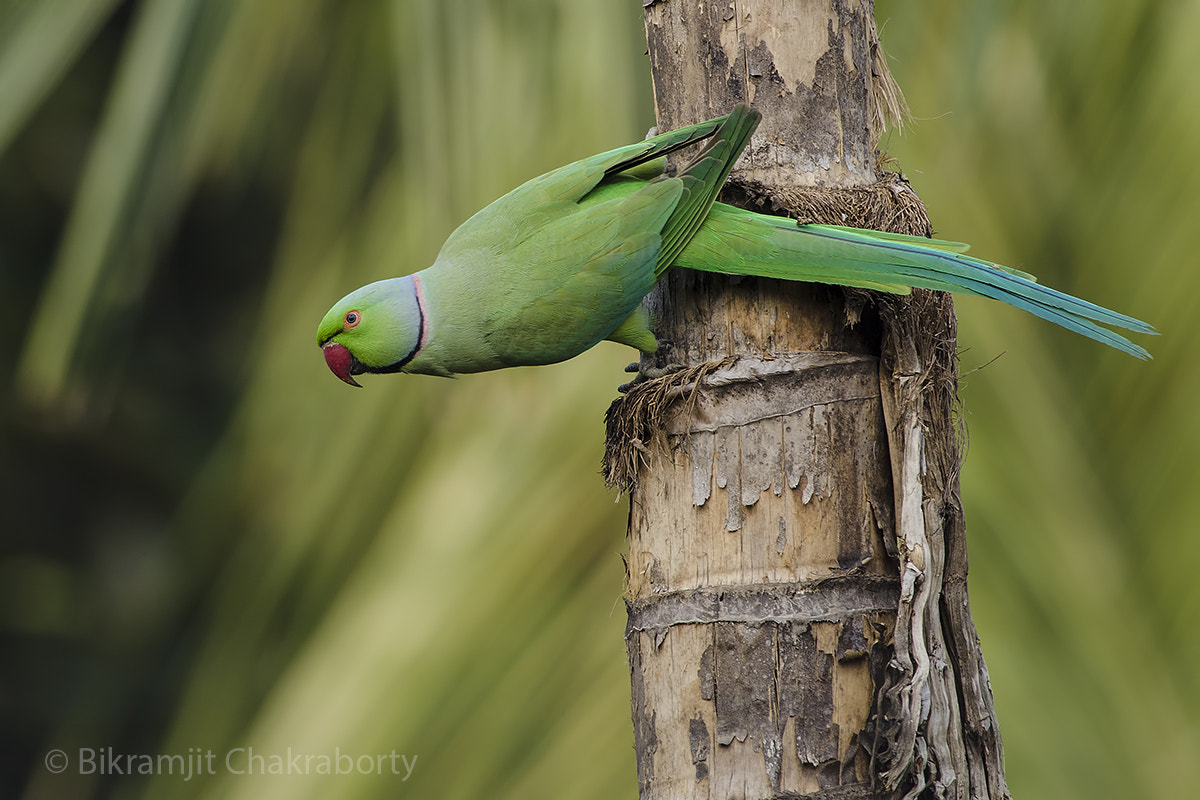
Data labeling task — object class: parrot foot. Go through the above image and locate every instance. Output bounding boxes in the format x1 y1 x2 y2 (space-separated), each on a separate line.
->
618 361 684 393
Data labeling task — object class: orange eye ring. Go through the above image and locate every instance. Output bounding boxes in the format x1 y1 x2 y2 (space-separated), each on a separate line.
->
344 310 361 328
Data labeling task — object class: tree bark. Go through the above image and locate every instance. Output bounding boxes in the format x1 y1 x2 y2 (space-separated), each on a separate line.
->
607 2 1009 798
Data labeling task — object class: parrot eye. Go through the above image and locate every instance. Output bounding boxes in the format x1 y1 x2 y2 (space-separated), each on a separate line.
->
344 310 361 328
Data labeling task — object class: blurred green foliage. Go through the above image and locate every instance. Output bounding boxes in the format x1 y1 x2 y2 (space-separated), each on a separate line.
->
1 1 1195 798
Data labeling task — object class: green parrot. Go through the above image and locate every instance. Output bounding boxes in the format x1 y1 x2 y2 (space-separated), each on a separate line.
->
317 105 1153 386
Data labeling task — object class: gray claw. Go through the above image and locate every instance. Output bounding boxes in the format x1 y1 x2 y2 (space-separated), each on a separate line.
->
618 362 684 393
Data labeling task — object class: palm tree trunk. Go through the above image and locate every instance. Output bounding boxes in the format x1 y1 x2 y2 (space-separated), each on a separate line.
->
606 2 1009 798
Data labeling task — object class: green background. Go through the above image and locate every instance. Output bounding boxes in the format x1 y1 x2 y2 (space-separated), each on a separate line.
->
2 1 1195 798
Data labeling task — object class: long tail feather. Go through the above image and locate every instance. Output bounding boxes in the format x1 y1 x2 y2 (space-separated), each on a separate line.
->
677 205 1156 359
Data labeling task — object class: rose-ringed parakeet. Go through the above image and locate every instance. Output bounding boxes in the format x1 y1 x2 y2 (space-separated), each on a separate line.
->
317 105 1153 386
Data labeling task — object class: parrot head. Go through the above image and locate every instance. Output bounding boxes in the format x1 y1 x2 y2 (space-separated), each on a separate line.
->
316 276 427 387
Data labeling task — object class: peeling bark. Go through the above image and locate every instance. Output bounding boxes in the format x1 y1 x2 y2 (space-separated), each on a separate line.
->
609 1 1009 798
644 0 879 187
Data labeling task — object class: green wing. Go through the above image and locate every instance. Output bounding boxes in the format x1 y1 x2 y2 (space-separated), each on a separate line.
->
654 105 760 275
420 112 749 369
474 178 683 366
436 113 734 262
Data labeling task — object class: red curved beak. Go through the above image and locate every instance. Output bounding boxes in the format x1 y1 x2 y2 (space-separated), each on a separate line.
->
323 342 362 387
